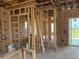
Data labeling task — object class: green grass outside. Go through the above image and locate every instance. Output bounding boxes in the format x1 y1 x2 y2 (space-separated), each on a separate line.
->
72 28 79 38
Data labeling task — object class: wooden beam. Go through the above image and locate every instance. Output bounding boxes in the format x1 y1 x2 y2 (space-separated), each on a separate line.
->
31 6 36 50
24 48 36 59
34 6 45 53
53 9 57 49
0 49 23 59
36 1 50 6
59 0 76 4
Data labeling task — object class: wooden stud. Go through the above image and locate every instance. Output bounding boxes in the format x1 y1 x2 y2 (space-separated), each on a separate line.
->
53 9 57 49
35 7 45 53
31 5 36 50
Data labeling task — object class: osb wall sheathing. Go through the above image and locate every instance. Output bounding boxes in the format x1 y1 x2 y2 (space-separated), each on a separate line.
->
56 8 79 46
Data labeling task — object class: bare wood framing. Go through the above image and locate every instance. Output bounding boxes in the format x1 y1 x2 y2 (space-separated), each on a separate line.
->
0 49 23 59
1 48 36 59
31 5 36 50
54 9 57 49
8 1 49 53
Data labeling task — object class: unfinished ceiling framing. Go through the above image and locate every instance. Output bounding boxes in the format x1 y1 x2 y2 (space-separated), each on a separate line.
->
0 0 79 10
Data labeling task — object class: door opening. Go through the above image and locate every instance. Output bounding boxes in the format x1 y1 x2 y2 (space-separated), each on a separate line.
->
69 18 79 46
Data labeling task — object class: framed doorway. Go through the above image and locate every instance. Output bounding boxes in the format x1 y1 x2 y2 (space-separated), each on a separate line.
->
69 18 79 46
